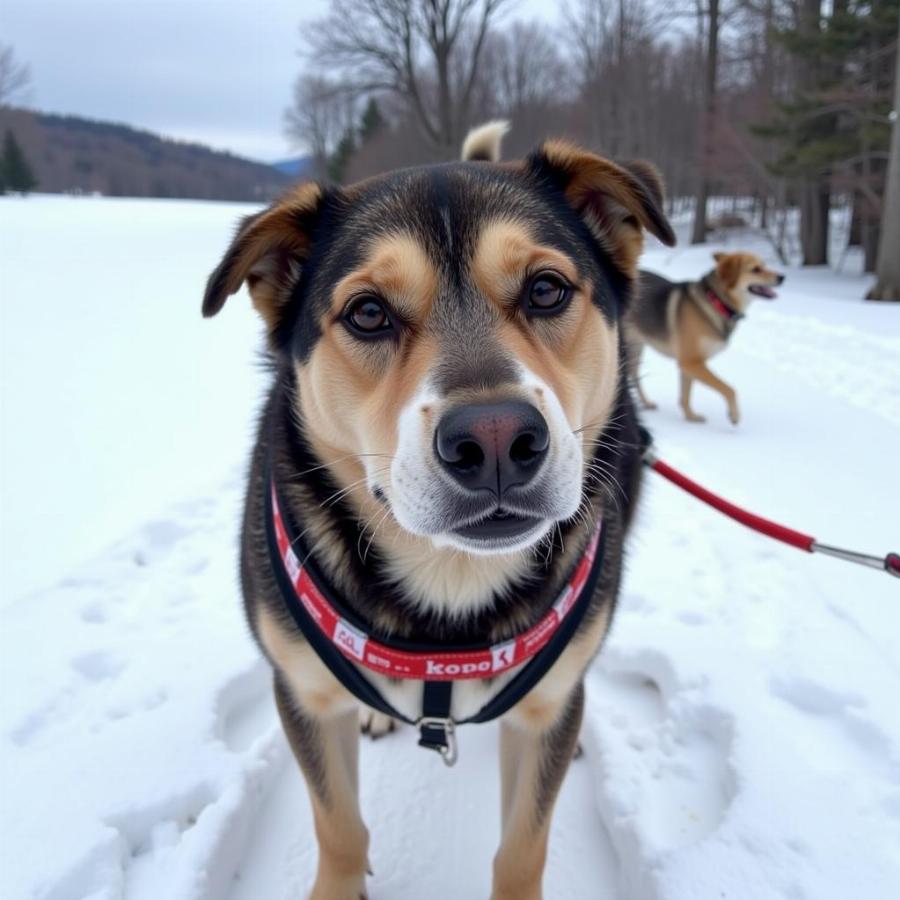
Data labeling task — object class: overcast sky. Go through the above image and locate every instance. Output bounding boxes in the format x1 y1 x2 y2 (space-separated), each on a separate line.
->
4 0 556 163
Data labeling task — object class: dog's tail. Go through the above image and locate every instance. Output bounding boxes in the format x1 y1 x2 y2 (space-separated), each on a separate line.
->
461 120 509 162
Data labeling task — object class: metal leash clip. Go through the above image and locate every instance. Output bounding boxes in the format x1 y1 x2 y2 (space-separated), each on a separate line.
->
417 716 458 767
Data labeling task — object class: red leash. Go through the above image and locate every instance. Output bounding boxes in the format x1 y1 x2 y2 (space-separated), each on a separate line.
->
644 449 899 579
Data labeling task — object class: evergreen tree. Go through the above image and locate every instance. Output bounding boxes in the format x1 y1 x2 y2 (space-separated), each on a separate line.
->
1 129 37 194
327 129 356 184
757 0 898 267
359 98 384 144
326 99 384 184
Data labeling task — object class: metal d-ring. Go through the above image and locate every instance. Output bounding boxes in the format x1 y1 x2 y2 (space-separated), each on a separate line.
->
417 716 458 767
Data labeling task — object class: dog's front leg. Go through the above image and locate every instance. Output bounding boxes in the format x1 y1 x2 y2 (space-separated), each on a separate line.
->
679 369 706 422
492 683 585 900
274 674 370 900
681 359 740 424
625 339 657 410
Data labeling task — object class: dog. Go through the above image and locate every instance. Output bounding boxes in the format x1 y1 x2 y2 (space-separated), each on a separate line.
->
202 120 675 900
625 252 784 424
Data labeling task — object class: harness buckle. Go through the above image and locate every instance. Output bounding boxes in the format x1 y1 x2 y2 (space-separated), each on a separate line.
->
416 716 458 767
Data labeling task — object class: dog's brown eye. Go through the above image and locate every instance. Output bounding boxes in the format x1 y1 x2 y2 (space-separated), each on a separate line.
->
345 296 393 337
525 273 571 316
751 266 762 274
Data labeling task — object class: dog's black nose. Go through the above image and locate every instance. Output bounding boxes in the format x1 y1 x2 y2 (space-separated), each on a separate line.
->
776 273 785 285
435 401 549 496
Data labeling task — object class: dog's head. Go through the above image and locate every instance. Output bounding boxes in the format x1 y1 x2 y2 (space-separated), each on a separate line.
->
204 140 674 559
713 252 784 308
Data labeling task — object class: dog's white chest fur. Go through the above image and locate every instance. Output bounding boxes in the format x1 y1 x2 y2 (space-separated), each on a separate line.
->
701 335 726 358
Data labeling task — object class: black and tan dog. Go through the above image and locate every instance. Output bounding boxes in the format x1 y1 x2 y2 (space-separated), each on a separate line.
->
626 252 784 424
202 123 675 900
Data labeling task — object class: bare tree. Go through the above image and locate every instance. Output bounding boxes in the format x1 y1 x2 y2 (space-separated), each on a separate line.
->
565 1 685 162
0 44 31 106
464 18 574 133
285 76 359 176
304 0 511 157
867 14 900 302
487 21 570 115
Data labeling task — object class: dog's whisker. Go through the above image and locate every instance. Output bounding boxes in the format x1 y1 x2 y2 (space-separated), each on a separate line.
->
572 410 628 435
318 466 392 510
581 462 625 511
593 472 626 509
286 451 395 482
356 504 394 563
362 507 394 564
286 468 392 553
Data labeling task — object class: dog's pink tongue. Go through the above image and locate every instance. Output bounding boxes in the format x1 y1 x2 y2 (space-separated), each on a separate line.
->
749 285 777 299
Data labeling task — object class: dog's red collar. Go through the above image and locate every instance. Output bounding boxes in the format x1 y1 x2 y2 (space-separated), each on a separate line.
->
270 481 602 681
705 288 743 322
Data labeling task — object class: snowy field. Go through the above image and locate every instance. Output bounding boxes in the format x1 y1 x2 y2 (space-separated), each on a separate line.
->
1 195 899 900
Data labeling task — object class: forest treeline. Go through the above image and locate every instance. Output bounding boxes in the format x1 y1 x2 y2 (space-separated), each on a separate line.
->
287 0 899 296
0 5 896 297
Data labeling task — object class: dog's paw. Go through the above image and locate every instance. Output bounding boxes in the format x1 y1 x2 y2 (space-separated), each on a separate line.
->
360 709 398 740
491 884 542 900
684 411 706 424
728 402 741 425
642 400 658 411
309 874 368 900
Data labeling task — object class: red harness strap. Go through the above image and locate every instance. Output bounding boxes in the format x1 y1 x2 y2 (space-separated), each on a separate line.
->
271 483 603 681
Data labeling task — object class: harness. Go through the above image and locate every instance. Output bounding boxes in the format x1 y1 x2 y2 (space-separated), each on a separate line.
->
265 470 607 765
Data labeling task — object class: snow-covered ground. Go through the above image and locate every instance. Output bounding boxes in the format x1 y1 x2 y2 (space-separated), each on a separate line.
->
1 195 898 900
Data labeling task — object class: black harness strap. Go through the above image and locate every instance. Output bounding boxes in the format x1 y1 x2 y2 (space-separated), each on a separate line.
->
265 466 609 764
418 682 456 763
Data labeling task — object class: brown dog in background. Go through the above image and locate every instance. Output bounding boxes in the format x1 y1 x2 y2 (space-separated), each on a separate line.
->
625 252 784 424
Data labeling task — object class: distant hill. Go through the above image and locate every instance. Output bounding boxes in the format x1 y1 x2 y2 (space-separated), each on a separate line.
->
271 156 315 178
0 107 294 202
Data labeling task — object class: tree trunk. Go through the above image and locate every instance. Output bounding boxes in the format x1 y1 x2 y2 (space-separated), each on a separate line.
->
848 195 862 246
691 0 719 244
866 13 900 301
435 43 455 158
862 217 880 273
800 177 830 265
794 0 831 265
860 147 880 273
757 0 775 235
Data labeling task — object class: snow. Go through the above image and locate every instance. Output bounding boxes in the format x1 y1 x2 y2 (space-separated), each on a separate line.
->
0 194 268 604
2 196 899 900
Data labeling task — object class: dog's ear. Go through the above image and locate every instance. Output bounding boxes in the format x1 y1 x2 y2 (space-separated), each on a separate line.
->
715 252 742 289
713 251 725 262
202 182 325 330
527 140 676 275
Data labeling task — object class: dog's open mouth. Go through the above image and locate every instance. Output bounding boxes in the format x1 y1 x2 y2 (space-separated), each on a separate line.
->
748 284 777 299
453 508 543 541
